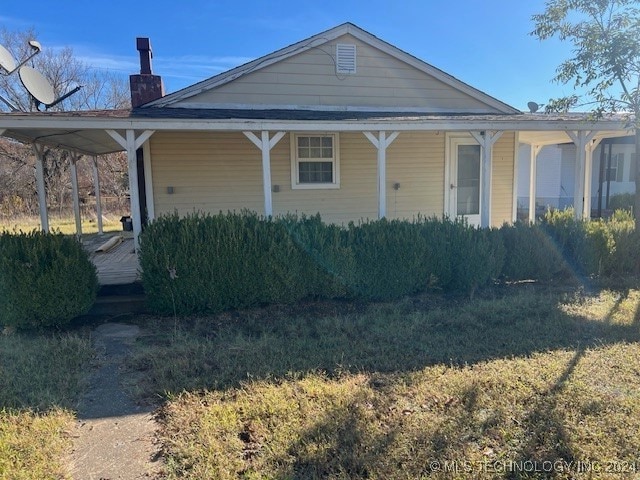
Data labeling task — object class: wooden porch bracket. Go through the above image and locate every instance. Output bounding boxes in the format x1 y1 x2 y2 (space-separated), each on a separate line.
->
470 130 503 228
363 131 399 219
106 129 156 250
243 131 286 217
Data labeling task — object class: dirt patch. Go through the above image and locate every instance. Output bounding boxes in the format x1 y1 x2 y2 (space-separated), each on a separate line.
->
68 323 163 479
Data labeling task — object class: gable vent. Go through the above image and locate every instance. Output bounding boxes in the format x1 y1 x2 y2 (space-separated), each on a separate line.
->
336 43 356 74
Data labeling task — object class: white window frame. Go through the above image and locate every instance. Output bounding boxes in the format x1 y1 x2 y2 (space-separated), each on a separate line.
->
290 133 340 189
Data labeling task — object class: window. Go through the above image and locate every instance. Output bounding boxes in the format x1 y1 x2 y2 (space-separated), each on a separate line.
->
606 153 625 182
291 134 340 189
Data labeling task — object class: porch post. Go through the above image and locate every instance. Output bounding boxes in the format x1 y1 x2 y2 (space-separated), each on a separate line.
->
243 131 286 217
529 144 542 223
32 144 49 232
106 129 155 250
70 154 82 237
363 131 399 219
92 156 103 235
470 131 503 228
583 138 603 220
567 131 596 220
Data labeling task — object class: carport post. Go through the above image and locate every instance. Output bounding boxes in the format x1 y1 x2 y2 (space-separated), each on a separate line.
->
106 129 155 250
70 154 82 237
92 156 104 235
32 143 49 232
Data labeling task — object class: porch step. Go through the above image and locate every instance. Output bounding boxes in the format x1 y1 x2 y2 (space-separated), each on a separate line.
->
88 293 148 316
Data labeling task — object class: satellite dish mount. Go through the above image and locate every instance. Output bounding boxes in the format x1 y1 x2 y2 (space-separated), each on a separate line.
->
0 39 82 111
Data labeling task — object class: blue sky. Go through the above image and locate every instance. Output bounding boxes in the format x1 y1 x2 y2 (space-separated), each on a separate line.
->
0 0 579 111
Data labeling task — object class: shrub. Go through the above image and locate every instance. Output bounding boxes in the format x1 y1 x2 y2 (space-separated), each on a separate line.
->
0 231 98 329
608 193 634 212
140 213 506 314
539 207 640 277
500 222 569 281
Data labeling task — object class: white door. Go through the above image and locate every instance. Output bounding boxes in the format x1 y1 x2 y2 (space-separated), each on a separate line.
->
449 137 482 227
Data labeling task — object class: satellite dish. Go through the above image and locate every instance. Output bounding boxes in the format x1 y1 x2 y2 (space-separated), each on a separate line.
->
0 39 42 76
0 45 16 73
18 66 82 110
527 102 540 113
19 66 55 105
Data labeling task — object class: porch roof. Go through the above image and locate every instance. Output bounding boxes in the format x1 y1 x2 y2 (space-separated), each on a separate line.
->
0 108 633 156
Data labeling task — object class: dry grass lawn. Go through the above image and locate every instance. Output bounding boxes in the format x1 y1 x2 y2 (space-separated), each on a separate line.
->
129 286 640 479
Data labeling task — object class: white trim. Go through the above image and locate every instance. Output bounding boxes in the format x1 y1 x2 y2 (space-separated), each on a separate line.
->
147 23 518 113
290 133 341 190
1 115 630 134
143 140 155 221
446 133 483 226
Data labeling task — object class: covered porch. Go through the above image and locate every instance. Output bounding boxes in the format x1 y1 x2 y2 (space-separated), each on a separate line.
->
0 110 632 252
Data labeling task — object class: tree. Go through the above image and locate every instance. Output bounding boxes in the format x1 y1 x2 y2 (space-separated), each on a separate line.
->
531 0 640 224
0 27 130 219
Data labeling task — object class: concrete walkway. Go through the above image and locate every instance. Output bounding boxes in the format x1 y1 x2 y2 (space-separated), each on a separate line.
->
68 323 163 479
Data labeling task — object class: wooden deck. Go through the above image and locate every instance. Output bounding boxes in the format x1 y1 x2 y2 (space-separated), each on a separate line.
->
84 233 140 285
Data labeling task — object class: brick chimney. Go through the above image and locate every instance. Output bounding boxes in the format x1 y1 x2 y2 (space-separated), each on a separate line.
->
130 38 164 108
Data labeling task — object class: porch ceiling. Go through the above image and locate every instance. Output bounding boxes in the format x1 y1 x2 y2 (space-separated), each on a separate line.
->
2 126 124 155
518 129 632 146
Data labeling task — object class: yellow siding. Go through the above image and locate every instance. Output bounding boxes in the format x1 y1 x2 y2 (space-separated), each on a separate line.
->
149 131 514 226
491 132 515 226
272 133 377 224
150 132 264 216
177 34 499 112
385 132 445 220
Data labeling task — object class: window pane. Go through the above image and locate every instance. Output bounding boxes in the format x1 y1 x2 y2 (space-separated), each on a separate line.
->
322 147 333 158
299 161 333 183
310 147 322 157
322 137 332 148
457 144 480 215
310 137 321 147
298 137 309 147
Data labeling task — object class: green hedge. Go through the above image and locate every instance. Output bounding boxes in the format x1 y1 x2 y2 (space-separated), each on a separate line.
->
0 231 98 329
140 210 640 315
539 208 640 276
139 213 504 314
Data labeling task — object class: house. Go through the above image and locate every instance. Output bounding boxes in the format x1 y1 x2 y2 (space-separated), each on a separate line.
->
518 136 636 218
0 23 632 248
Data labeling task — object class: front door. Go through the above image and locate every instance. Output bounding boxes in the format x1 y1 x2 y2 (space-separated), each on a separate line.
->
449 136 481 226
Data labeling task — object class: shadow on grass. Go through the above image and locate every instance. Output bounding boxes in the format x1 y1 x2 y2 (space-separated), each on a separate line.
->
129 284 640 399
